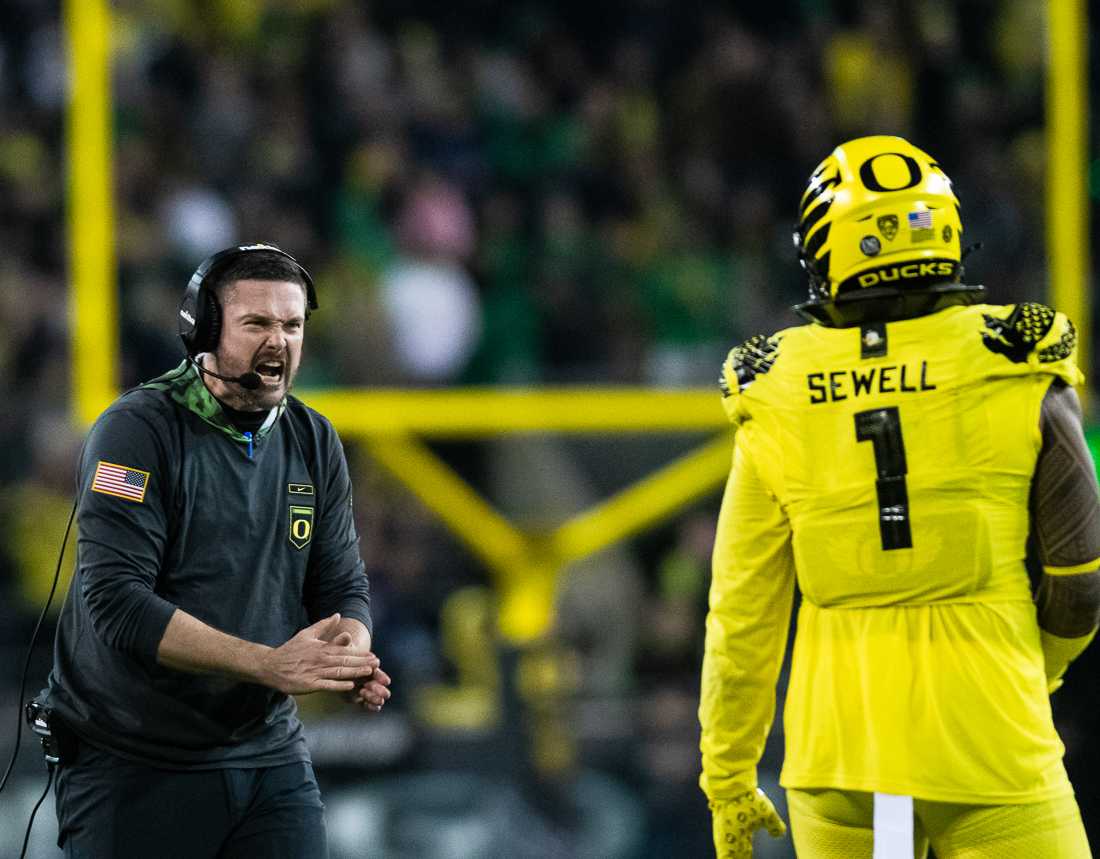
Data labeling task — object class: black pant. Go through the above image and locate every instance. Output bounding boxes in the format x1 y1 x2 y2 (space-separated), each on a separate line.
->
54 740 327 859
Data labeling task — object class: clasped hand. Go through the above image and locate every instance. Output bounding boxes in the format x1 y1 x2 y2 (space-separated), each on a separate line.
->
262 613 391 712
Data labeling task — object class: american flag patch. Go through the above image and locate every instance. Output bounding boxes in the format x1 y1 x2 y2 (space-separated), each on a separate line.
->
908 210 933 229
91 461 150 503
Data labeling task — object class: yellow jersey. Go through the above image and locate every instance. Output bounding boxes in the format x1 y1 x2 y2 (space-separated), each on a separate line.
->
699 302 1088 805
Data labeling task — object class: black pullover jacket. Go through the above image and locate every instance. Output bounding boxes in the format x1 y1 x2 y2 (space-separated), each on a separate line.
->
43 361 372 768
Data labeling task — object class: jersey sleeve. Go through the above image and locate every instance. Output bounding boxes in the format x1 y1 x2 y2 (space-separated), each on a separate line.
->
76 406 178 666
1032 382 1100 575
303 421 373 633
699 426 796 802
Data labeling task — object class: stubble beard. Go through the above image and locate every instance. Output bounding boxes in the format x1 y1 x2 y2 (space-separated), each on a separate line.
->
238 363 296 411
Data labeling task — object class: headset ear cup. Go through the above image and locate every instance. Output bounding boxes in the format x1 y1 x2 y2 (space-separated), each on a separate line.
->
201 290 222 353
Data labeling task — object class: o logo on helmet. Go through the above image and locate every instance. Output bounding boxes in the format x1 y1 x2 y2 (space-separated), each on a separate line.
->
859 153 922 193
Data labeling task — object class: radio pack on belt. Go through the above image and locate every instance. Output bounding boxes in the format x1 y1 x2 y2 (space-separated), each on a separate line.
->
25 701 76 767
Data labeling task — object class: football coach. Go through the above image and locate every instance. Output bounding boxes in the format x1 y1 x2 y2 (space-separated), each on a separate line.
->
38 244 391 858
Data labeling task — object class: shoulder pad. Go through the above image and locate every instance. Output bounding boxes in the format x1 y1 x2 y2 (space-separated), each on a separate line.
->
720 333 782 397
980 302 1076 364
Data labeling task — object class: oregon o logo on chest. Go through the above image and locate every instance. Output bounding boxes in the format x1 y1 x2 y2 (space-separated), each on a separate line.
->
289 505 314 549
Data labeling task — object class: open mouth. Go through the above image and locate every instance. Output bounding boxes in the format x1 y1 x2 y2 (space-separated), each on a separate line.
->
255 361 285 381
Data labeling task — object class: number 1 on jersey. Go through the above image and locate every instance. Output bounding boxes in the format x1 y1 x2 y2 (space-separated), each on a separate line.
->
854 406 913 550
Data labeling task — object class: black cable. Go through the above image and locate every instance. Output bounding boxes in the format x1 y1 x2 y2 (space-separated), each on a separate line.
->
19 763 54 859
0 497 78 795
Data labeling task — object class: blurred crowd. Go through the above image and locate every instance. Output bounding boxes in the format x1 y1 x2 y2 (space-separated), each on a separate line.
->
0 0 1096 853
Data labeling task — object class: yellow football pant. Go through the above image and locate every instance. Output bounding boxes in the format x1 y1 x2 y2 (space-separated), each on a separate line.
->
786 788 1091 859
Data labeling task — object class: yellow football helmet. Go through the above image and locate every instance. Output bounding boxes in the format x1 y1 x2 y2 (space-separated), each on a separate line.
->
793 136 980 325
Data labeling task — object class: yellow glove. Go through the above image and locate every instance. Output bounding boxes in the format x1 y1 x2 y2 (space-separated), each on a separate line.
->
710 788 788 858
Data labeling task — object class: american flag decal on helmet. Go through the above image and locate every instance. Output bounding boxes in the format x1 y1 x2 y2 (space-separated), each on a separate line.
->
907 210 932 229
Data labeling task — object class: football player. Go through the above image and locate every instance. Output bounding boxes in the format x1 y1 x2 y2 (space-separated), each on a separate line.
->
700 136 1100 858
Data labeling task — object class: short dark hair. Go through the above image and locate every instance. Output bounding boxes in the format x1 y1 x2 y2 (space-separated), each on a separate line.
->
208 250 309 306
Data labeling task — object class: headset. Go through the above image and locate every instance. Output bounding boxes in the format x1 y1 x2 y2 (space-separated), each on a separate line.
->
178 243 318 357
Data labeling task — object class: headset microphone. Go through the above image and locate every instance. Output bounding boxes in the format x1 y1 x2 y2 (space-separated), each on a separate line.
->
188 356 263 390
